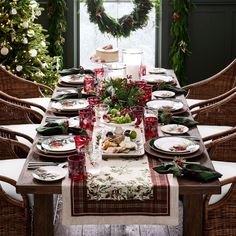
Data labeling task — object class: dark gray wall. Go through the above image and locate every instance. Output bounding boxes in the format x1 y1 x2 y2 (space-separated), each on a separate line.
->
160 0 236 84
37 0 79 68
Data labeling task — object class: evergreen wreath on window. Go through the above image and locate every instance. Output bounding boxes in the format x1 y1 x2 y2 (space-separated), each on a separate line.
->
85 0 153 38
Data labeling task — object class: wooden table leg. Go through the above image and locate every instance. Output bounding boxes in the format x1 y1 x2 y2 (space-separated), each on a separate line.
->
34 194 54 236
183 194 203 236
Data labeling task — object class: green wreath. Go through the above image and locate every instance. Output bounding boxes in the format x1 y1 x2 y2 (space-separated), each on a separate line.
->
86 0 153 38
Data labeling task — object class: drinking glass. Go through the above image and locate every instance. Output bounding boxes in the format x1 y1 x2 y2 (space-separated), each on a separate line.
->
87 96 101 108
85 142 103 176
79 107 93 130
74 135 90 153
83 76 95 94
143 84 153 102
68 153 86 180
94 103 109 126
105 63 126 79
145 107 159 118
131 105 145 126
135 80 146 89
144 116 158 140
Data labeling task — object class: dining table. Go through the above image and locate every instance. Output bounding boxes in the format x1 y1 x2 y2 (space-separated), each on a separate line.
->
16 69 221 236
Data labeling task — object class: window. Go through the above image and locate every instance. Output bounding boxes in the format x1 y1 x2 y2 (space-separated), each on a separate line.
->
79 0 156 68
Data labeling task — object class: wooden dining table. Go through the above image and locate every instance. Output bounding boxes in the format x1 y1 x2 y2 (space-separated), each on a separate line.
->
16 70 221 236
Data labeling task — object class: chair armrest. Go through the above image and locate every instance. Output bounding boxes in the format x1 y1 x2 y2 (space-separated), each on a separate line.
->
204 176 236 210
0 91 46 112
0 175 29 208
0 127 33 143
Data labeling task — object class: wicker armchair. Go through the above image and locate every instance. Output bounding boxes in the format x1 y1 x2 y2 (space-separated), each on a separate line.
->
0 127 31 160
192 90 236 127
0 174 30 236
183 59 236 99
0 65 53 98
203 128 236 236
0 127 31 235
0 97 43 125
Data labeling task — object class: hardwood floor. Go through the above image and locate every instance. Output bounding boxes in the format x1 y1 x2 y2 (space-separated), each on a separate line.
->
54 196 183 236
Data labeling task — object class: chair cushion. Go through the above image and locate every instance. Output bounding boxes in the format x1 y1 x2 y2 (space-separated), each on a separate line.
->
1 124 39 147
23 97 51 115
0 159 33 206
186 99 204 107
209 161 236 205
197 125 232 139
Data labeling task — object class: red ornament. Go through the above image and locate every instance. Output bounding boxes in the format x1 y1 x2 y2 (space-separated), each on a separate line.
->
173 12 181 21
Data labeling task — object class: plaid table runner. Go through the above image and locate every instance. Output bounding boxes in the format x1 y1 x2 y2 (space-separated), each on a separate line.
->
71 157 170 216
62 156 179 225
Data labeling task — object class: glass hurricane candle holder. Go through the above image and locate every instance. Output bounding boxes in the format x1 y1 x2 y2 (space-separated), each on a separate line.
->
122 49 143 80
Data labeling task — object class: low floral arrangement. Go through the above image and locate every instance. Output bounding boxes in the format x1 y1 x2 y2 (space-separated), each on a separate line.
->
98 78 144 110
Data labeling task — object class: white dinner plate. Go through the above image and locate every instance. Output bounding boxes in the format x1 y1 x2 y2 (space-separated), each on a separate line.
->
41 136 76 153
60 74 85 84
51 99 89 111
153 137 199 154
146 99 183 111
142 74 174 84
152 90 175 98
149 67 167 74
32 166 67 182
161 124 189 134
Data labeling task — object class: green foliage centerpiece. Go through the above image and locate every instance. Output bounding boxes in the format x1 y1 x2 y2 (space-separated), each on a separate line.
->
99 78 144 110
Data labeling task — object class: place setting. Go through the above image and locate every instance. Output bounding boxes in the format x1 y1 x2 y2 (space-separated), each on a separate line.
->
33 135 77 159
144 135 204 160
142 74 176 85
49 98 89 115
146 98 188 115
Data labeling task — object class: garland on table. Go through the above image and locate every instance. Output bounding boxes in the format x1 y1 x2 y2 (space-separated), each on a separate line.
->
85 0 153 38
169 0 195 86
47 0 66 68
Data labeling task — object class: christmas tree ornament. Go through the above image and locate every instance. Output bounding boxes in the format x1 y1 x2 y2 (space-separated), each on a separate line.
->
10 8 17 15
22 21 29 28
22 37 28 44
27 29 35 37
16 65 23 72
1 47 9 56
29 49 37 57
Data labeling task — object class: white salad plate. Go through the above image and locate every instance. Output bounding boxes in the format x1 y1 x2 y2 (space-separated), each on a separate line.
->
51 99 89 111
146 99 183 111
152 90 175 98
153 137 199 154
142 74 174 84
161 124 189 134
33 166 67 182
149 67 167 74
40 136 76 153
60 74 85 84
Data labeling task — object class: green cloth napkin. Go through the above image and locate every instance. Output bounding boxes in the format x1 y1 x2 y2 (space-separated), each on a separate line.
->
36 121 87 136
153 159 222 182
159 112 198 128
59 67 94 76
51 93 79 101
158 84 188 96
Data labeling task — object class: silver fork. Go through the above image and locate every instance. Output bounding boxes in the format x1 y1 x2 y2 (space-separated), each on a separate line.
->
27 161 68 170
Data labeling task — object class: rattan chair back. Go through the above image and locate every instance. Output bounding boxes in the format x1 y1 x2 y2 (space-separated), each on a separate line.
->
193 91 236 126
184 59 236 99
0 98 43 124
0 65 53 98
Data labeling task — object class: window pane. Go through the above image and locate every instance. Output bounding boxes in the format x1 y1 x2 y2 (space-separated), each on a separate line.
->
80 1 156 68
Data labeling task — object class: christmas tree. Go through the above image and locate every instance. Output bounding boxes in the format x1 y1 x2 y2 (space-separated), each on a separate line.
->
0 0 60 88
